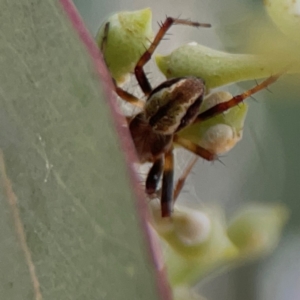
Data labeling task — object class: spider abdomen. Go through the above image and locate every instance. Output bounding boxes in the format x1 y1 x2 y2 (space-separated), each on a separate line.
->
129 113 173 163
145 77 205 134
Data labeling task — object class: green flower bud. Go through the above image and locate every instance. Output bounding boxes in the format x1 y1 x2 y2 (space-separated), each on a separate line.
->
155 42 300 89
96 8 153 84
160 204 287 286
173 286 206 300
227 204 289 260
150 203 238 286
150 202 238 261
264 0 300 44
177 91 248 154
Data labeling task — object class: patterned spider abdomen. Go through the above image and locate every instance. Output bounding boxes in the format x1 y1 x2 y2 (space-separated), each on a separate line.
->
144 77 205 135
129 114 173 163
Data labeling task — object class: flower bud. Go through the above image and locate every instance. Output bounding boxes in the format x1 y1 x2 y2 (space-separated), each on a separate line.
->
173 286 206 300
150 203 238 261
264 0 300 44
155 42 299 89
96 8 153 84
177 91 247 154
227 204 289 260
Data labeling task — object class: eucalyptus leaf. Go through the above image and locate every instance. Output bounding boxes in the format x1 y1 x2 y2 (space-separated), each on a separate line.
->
0 1 167 299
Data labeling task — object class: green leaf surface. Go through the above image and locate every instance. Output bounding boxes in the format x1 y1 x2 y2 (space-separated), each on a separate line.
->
0 1 166 299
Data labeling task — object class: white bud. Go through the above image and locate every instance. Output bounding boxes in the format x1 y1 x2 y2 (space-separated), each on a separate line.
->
199 123 242 154
172 209 211 246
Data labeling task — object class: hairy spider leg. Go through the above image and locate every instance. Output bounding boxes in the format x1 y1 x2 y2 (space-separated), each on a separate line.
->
173 135 216 161
161 149 175 217
114 86 145 108
101 21 145 108
145 131 215 217
145 123 216 217
160 134 217 217
173 156 198 201
146 152 196 214
135 17 211 96
145 157 164 194
195 73 282 123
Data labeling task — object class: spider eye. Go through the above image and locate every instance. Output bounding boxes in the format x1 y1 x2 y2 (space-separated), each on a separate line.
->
145 77 205 134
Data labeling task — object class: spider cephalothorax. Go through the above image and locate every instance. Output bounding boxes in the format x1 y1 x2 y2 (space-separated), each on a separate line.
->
130 77 206 162
100 16 281 217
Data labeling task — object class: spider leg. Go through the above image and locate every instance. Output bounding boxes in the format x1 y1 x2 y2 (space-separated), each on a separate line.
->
114 84 145 108
161 149 174 217
173 135 216 161
135 17 211 96
145 157 164 194
195 73 282 123
173 156 198 201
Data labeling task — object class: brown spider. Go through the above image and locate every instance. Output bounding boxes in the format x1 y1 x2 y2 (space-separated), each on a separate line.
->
101 17 281 218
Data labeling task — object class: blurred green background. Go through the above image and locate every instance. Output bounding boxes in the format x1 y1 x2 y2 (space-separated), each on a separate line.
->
72 0 300 299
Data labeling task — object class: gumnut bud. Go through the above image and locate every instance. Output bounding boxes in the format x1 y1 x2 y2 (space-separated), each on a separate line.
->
227 204 289 260
150 202 238 261
96 8 153 84
177 91 247 154
264 0 300 44
155 42 300 89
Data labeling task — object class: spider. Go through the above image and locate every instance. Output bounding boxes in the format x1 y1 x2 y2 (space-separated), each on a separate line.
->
101 16 281 218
